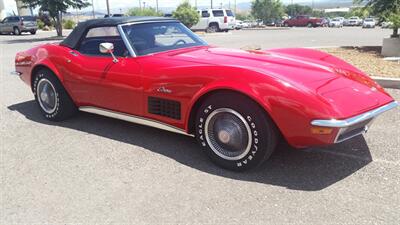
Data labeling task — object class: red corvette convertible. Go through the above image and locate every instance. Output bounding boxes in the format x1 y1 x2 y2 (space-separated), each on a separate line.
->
13 17 398 171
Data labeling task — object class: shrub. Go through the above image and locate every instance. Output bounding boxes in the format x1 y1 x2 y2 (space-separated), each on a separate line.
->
127 7 163 16
63 19 76 29
36 19 45 30
172 1 199 28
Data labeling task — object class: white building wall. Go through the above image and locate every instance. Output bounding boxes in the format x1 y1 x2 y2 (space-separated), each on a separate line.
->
0 0 5 20
15 0 30 16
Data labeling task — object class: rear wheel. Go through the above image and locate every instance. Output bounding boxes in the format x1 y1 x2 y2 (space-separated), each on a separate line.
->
307 22 313 28
206 24 219 33
13 27 21 35
33 69 77 121
195 92 278 171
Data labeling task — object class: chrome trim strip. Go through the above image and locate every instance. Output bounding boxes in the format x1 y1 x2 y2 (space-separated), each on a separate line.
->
117 25 136 57
79 106 193 137
10 71 22 76
311 101 398 128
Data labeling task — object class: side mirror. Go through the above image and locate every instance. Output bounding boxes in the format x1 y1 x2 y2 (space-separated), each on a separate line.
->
99 42 118 63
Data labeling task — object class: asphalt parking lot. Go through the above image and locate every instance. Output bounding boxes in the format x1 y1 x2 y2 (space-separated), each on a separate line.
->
1 27 399 224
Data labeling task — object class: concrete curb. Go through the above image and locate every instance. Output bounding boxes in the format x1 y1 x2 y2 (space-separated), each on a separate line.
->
372 76 400 89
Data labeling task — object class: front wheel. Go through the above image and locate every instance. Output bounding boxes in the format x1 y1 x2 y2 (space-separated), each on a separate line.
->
195 92 278 171
33 69 77 121
30 29 37 35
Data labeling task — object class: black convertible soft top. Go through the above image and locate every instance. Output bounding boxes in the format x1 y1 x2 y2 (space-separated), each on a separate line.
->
60 16 178 49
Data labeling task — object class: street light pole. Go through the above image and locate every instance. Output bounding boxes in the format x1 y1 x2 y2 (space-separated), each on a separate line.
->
156 0 159 12
91 0 95 18
106 0 110 16
211 0 213 8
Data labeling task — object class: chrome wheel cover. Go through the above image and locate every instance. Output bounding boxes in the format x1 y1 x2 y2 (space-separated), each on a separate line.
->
205 108 252 161
37 78 57 114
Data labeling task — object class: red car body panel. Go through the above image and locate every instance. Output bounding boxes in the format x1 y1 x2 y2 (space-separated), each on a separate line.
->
15 43 395 148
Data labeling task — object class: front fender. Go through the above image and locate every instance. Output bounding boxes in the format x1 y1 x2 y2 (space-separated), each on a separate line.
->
185 70 339 148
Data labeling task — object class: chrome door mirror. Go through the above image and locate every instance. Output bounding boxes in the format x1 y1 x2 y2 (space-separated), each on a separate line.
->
99 42 118 63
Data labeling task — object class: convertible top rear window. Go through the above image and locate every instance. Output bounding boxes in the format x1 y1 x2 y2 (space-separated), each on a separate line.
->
121 22 207 56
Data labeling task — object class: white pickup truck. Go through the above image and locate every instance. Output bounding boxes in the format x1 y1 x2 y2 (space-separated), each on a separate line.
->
191 9 236 33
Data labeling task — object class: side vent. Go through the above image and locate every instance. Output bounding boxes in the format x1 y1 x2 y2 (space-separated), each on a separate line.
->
148 97 181 120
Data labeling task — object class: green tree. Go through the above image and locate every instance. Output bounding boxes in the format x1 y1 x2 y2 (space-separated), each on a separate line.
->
345 7 372 18
251 0 284 24
355 0 400 37
127 7 163 17
235 12 253 21
20 0 90 37
285 4 313 17
172 1 199 28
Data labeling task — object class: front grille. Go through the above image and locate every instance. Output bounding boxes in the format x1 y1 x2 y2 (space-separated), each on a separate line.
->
336 119 373 143
148 97 181 120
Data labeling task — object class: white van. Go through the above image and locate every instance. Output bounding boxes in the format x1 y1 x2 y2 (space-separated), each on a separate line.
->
191 9 236 32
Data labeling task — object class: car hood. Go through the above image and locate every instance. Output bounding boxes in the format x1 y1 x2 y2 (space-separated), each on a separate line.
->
158 46 394 118
161 47 363 84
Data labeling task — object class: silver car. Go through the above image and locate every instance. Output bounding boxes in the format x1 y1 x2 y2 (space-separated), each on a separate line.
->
0 16 38 35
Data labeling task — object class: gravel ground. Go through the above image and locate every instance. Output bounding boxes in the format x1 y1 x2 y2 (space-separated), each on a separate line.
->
320 47 400 78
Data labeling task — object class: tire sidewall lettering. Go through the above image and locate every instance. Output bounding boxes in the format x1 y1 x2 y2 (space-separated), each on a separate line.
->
197 105 260 168
34 74 61 119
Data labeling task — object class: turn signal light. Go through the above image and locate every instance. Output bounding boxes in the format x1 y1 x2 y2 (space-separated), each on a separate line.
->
311 126 333 135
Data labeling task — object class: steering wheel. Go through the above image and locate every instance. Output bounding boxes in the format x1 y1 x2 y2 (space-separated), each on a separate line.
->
173 39 187 46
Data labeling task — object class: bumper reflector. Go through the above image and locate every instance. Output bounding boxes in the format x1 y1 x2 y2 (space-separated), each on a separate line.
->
311 126 333 135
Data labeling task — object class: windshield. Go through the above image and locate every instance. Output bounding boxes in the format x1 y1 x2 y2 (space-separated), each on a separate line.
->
122 22 207 56
365 19 373 22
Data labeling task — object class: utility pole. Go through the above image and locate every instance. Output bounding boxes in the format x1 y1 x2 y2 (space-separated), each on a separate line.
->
139 0 142 10
195 0 197 9
91 0 95 18
106 0 110 16
234 0 236 14
156 0 159 12
211 0 213 8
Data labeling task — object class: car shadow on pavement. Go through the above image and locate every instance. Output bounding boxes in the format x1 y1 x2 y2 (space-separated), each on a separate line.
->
8 100 373 191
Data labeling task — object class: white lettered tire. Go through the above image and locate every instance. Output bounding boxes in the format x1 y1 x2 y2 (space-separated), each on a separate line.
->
195 92 278 171
33 69 77 121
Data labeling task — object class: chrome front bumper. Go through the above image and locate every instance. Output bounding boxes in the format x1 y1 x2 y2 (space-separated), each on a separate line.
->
10 71 22 76
311 101 398 143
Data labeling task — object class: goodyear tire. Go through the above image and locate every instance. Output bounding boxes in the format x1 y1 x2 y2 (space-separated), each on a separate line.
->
33 69 77 121
195 92 278 171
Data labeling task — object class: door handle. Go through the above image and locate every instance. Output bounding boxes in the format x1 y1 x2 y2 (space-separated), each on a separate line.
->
69 51 78 56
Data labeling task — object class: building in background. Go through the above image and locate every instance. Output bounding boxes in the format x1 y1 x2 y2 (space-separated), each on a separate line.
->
0 0 29 20
0 0 5 20
15 0 30 16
